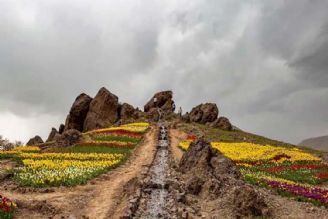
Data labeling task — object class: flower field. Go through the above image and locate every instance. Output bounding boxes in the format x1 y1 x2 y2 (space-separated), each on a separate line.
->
79 122 149 148
0 194 16 219
0 122 150 187
178 134 197 151
179 139 328 207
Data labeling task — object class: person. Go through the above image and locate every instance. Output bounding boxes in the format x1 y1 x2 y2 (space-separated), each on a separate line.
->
178 107 182 117
172 102 176 112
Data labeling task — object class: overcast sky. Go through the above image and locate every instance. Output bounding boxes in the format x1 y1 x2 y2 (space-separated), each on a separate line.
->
0 0 327 144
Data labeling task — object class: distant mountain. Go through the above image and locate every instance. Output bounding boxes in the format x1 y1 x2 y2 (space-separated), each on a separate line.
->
299 135 328 152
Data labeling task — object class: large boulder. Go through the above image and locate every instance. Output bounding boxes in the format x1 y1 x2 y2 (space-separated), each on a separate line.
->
179 139 241 180
189 103 219 124
211 116 232 131
120 103 137 121
144 91 175 113
54 129 82 147
178 140 270 217
46 128 58 142
83 87 119 131
64 93 93 132
26 136 44 146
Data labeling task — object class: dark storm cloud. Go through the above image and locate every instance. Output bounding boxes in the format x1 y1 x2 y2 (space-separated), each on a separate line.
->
0 0 328 144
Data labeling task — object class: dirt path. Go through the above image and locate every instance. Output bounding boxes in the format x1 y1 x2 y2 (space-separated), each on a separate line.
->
169 129 187 163
83 126 157 219
0 126 157 219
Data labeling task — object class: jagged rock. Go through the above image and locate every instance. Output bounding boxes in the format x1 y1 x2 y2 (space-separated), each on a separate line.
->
64 93 93 132
144 91 175 113
211 117 232 131
232 185 269 218
54 129 82 147
58 124 65 134
178 140 270 217
185 176 204 195
26 136 44 146
46 128 58 142
189 103 219 124
120 103 137 121
179 139 241 180
83 87 119 131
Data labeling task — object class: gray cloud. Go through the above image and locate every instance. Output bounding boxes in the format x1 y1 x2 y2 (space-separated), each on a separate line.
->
0 0 328 144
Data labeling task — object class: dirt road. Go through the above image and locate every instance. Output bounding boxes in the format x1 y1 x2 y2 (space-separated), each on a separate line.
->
1 126 157 219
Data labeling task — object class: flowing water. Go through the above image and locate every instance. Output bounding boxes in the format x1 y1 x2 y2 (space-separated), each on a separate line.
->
138 125 170 218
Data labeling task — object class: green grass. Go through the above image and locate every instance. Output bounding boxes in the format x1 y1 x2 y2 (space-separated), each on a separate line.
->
178 122 295 147
0 211 14 219
87 135 141 143
62 146 131 154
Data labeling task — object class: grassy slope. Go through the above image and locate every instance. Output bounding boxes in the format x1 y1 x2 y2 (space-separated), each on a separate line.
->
177 122 326 156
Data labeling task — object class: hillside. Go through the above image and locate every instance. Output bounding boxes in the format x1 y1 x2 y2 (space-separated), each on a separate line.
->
299 135 328 152
1 88 328 219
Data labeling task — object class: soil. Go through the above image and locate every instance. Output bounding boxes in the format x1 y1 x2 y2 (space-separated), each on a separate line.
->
169 129 187 162
0 159 16 169
0 126 157 219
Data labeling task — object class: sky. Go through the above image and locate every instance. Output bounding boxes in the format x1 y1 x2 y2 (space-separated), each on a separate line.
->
0 0 327 144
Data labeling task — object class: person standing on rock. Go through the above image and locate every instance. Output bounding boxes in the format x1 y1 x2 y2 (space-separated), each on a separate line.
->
172 102 176 112
178 107 182 117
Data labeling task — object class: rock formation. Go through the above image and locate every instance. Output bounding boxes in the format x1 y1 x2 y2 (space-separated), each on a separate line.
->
179 139 241 181
211 116 233 131
58 124 65 134
83 87 119 131
189 103 218 124
53 129 82 148
26 136 44 146
120 103 137 121
46 128 58 142
144 91 175 113
178 140 270 218
64 93 93 132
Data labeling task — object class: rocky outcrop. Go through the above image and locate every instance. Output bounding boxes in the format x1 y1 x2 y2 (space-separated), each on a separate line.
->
46 128 58 142
232 185 269 218
64 93 93 132
58 124 65 134
53 129 82 148
120 103 137 121
179 139 241 181
83 87 119 131
178 140 270 218
189 103 218 124
144 91 175 113
26 136 44 146
211 116 233 131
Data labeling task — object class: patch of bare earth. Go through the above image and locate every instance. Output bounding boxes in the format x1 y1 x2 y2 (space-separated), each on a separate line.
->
0 126 157 219
169 129 187 163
